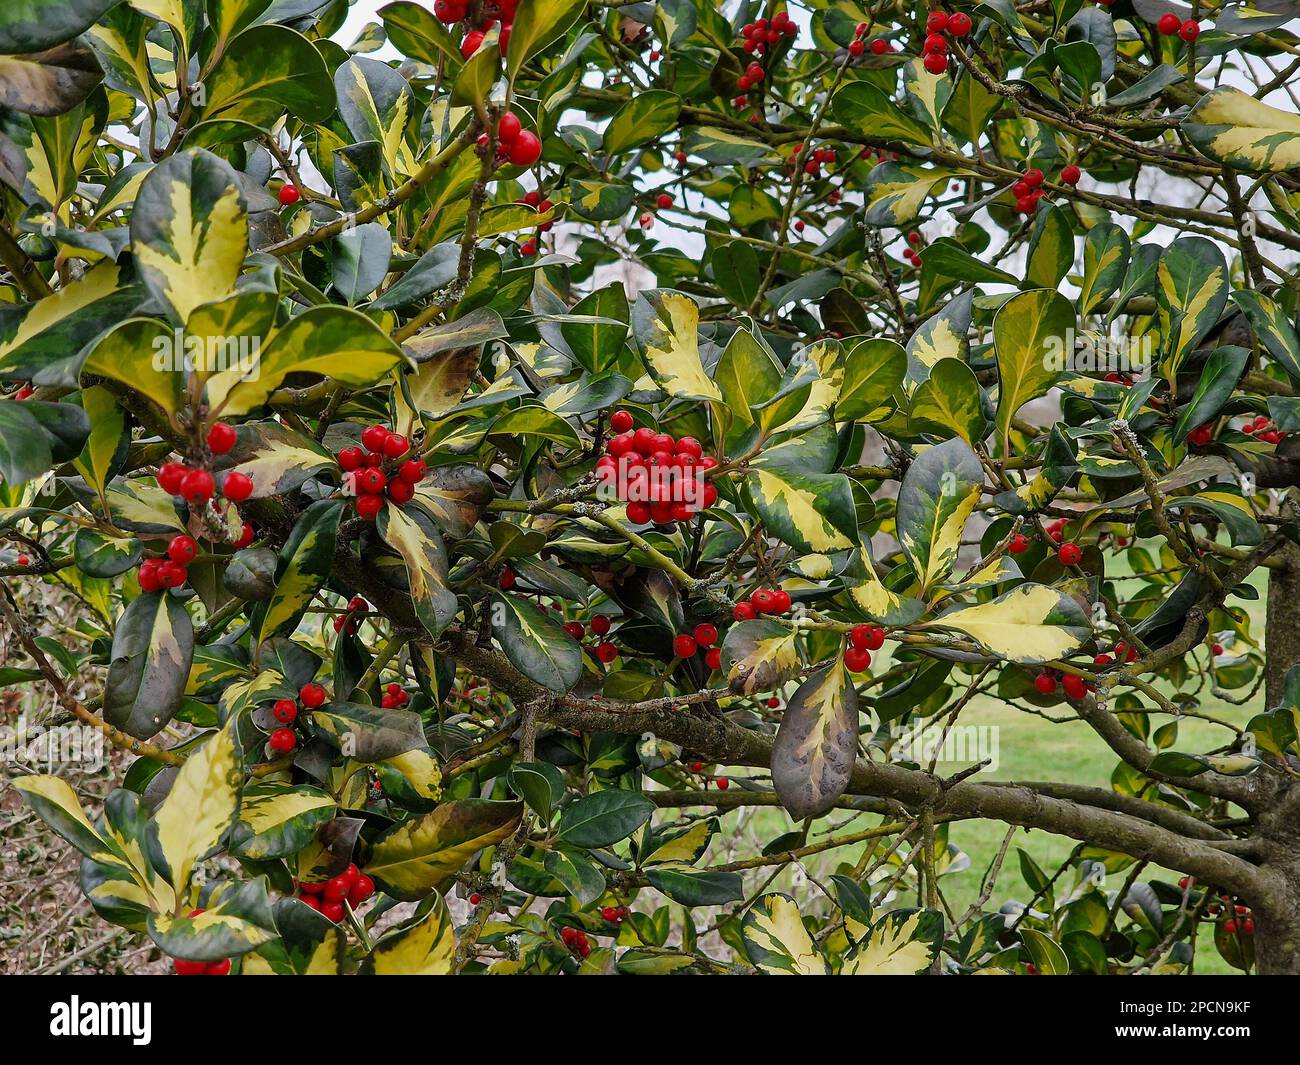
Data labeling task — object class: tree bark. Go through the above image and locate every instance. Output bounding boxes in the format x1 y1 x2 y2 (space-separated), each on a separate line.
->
1265 542 1300 708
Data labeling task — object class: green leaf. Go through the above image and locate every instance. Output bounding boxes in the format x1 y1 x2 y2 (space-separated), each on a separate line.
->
228 784 336 861
631 289 722 403
1171 346 1249 441
489 592 583 691
645 864 743 907
831 81 934 147
771 660 859 820
379 503 458 639
256 499 343 646
841 908 943 974
909 358 986 445
508 761 566 820
1229 289 1300 383
1156 236 1229 367
554 790 653 848
103 591 194 740
722 619 802 696
311 701 426 763
1023 202 1074 289
0 39 103 117
331 222 393 305
0 0 120 53
361 892 457 974
602 90 680 157
200 24 334 127
148 878 278 961
507 0 586 82
1079 223 1130 316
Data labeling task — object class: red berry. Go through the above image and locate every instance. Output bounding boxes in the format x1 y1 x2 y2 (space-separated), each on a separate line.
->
924 33 947 54
361 425 388 452
1211 642 1224 656
348 874 375 906
269 727 297 753
705 647 722 670
498 112 522 143
610 410 634 433
849 624 873 649
926 11 949 31
206 959 231 976
382 433 408 458
387 478 415 504
167 535 198 564
563 621 585 639
356 494 384 520
157 462 187 495
509 131 542 167
627 501 652 524
1157 12 1181 34
180 468 214 505
156 559 186 588
1008 532 1029 554
923 51 947 74
206 421 237 455
221 471 253 502
844 646 871 673
693 623 718 647
300 683 327 708
338 446 365 470
870 38 888 54
499 566 516 590
461 29 484 58
733 602 756 622
1024 168 1044 187
716 777 729 790
1034 673 1057 695
770 590 792 615
750 589 778 613
656 193 673 210
321 901 345 923
173 958 209 975
273 699 298 724
1061 164 1081 185
469 892 482 905
398 459 426 484
591 614 611 636
848 39 864 55
595 641 618 663
356 467 386 494
1058 542 1082 566
16 553 30 566
673 634 698 658
1062 674 1087 700
948 12 972 35
278 185 300 206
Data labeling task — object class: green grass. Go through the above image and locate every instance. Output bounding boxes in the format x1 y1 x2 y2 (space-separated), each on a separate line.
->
711 548 1267 974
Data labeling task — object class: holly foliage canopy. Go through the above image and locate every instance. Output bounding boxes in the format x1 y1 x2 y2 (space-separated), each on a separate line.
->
3 0 1300 976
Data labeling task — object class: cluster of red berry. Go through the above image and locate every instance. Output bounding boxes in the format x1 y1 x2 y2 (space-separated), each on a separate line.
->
635 191 675 231
560 924 593 957
601 904 629 923
919 10 973 75
333 595 369 634
559 612 620 665
1011 167 1050 215
516 188 555 256
844 623 887 673
732 587 793 621
138 534 199 592
295 862 375 922
440 0 519 57
672 622 723 671
790 142 836 178
1033 670 1092 701
597 410 719 526
738 11 797 54
1242 414 1284 445
380 682 411 709
171 910 231 975
338 423 426 520
266 682 328 755
1157 12 1200 40
902 228 925 269
1043 517 1069 544
157 422 252 506
476 109 542 167
1093 640 1140 668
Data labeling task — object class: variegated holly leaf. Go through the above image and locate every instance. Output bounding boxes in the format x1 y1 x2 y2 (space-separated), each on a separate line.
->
378 502 458 639
364 799 523 900
148 878 278 962
741 893 830 974
224 421 335 499
1183 88 1300 173
244 897 347 975
896 437 983 595
361 892 457 974
227 784 336 861
722 619 801 696
255 499 343 647
103 590 194 740
1156 236 1229 368
992 289 1073 453
311 701 426 763
921 583 1091 663
841 908 944 974
489 592 583 691
771 659 859 820
631 289 722 403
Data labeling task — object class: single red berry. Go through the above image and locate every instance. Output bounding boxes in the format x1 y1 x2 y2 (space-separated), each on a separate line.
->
923 51 947 74
498 112 522 144
173 958 209 975
948 12 972 35
627 501 652 524
236 521 255 548
1034 673 1058 695
770 590 792 615
1211 642 1224 655
844 646 871 673
387 478 415 505
849 624 872 649
705 647 722 670
382 433 408 458
1224 919 1238 934
356 494 384 520
673 634 698 658
1009 532 1029 554
1157 12 1181 34
509 131 542 167
1062 673 1088 700
269 727 297 753
461 29 484 58
1061 164 1081 185
206 421 237 455
656 193 672 209
591 614 611 636
300 683 327 708
610 410 634 433
321 900 345 923
733 602 756 622
595 641 619 663
848 39 864 55
716 777 729 790
923 32 947 54
398 459 426 484
278 184 301 206
138 560 163 593
16 553 30 566
499 566 516 590
750 589 778 613
222 471 253 502
157 559 187 588
348 874 375 906
167 535 198 564
356 467 386 494
563 621 585 639
361 424 389 452
157 462 188 495
693 623 718 647
1094 653 1113 667
926 11 950 32
1058 542 1082 566
870 38 888 54
180 468 214 505
338 446 365 470
273 698 298 724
